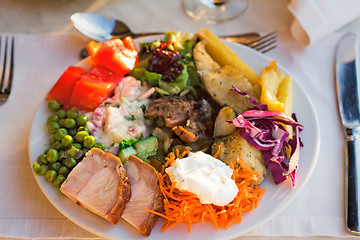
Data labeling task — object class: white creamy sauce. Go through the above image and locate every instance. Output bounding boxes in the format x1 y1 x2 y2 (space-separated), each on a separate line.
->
86 76 153 148
165 151 238 206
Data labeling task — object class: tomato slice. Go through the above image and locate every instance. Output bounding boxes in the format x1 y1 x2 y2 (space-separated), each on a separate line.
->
87 37 138 76
46 66 87 107
86 41 102 64
69 66 123 111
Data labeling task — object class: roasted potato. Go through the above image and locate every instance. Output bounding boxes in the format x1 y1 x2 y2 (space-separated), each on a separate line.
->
197 28 259 85
213 106 236 138
193 40 260 113
260 61 293 117
211 131 267 184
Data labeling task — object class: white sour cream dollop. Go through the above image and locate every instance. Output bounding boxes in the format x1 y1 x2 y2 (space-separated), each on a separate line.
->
165 151 238 206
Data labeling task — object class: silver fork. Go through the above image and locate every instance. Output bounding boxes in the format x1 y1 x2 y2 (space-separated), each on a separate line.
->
0 34 14 105
225 32 277 53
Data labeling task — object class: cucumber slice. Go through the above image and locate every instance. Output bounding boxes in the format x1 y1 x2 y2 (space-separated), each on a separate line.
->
133 136 158 153
117 146 137 164
136 148 157 162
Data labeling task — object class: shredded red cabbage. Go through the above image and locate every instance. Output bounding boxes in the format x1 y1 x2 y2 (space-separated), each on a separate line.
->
232 110 304 187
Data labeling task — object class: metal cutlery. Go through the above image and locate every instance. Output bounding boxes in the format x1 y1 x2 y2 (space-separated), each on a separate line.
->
71 12 277 59
0 34 14 105
335 33 360 235
71 12 261 43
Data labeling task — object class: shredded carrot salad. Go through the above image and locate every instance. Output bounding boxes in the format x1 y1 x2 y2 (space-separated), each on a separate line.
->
146 147 266 233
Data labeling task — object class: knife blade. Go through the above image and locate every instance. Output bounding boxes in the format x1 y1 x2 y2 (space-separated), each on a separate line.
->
335 33 360 235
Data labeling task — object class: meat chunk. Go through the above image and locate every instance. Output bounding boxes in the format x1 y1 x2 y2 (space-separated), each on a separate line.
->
60 148 131 225
122 155 164 236
211 131 267 184
145 95 214 143
145 95 193 128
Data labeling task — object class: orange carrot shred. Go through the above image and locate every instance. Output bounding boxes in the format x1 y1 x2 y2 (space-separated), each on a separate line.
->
212 142 224 159
147 149 266 233
172 125 196 139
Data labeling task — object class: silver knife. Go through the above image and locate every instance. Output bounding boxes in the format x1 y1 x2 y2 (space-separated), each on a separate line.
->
336 33 360 235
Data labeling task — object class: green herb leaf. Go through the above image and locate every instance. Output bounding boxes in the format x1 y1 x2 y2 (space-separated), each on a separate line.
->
125 115 136 121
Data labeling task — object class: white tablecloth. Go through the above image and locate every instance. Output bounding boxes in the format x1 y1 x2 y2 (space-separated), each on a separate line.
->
0 27 357 239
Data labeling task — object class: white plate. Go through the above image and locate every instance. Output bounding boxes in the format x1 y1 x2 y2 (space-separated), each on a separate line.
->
28 36 320 240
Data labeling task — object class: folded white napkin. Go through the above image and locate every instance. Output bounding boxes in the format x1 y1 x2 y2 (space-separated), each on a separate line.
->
288 0 360 46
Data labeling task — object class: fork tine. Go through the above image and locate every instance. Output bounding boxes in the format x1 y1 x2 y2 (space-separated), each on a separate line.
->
0 35 5 92
245 32 276 47
245 32 277 53
6 36 15 94
260 44 277 54
0 35 14 95
253 38 277 52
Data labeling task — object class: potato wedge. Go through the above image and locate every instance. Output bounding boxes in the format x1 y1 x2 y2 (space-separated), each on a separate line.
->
260 61 293 117
197 28 259 85
193 40 259 113
213 106 236 138
277 75 293 117
211 131 266 184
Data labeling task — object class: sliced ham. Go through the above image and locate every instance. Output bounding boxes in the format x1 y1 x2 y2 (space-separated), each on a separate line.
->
122 155 164 236
60 148 131 225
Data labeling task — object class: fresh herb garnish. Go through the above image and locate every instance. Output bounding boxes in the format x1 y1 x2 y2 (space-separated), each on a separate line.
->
119 138 137 149
125 115 136 121
140 104 147 114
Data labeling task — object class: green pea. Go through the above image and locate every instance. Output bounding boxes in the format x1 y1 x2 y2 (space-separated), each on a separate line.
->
39 164 49 175
49 134 56 144
47 114 59 123
71 143 82 149
49 162 61 171
64 118 76 129
57 109 67 119
58 150 65 160
55 128 68 141
58 166 70 177
83 135 96 149
68 128 77 137
51 141 64 151
48 121 60 133
76 115 87 127
53 175 66 188
37 153 48 165
75 131 89 142
67 145 80 157
46 149 59 163
67 109 79 119
48 99 61 111
33 162 42 175
94 142 106 151
64 157 77 168
45 170 57 182
62 135 74 147
58 119 66 127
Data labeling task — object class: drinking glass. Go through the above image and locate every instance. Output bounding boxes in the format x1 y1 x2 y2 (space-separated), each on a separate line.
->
181 0 248 24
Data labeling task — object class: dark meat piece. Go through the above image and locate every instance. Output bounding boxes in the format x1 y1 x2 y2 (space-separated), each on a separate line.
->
145 96 192 128
145 95 213 143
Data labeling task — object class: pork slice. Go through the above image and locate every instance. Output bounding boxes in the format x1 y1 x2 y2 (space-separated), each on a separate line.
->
60 148 131 225
122 155 164 236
